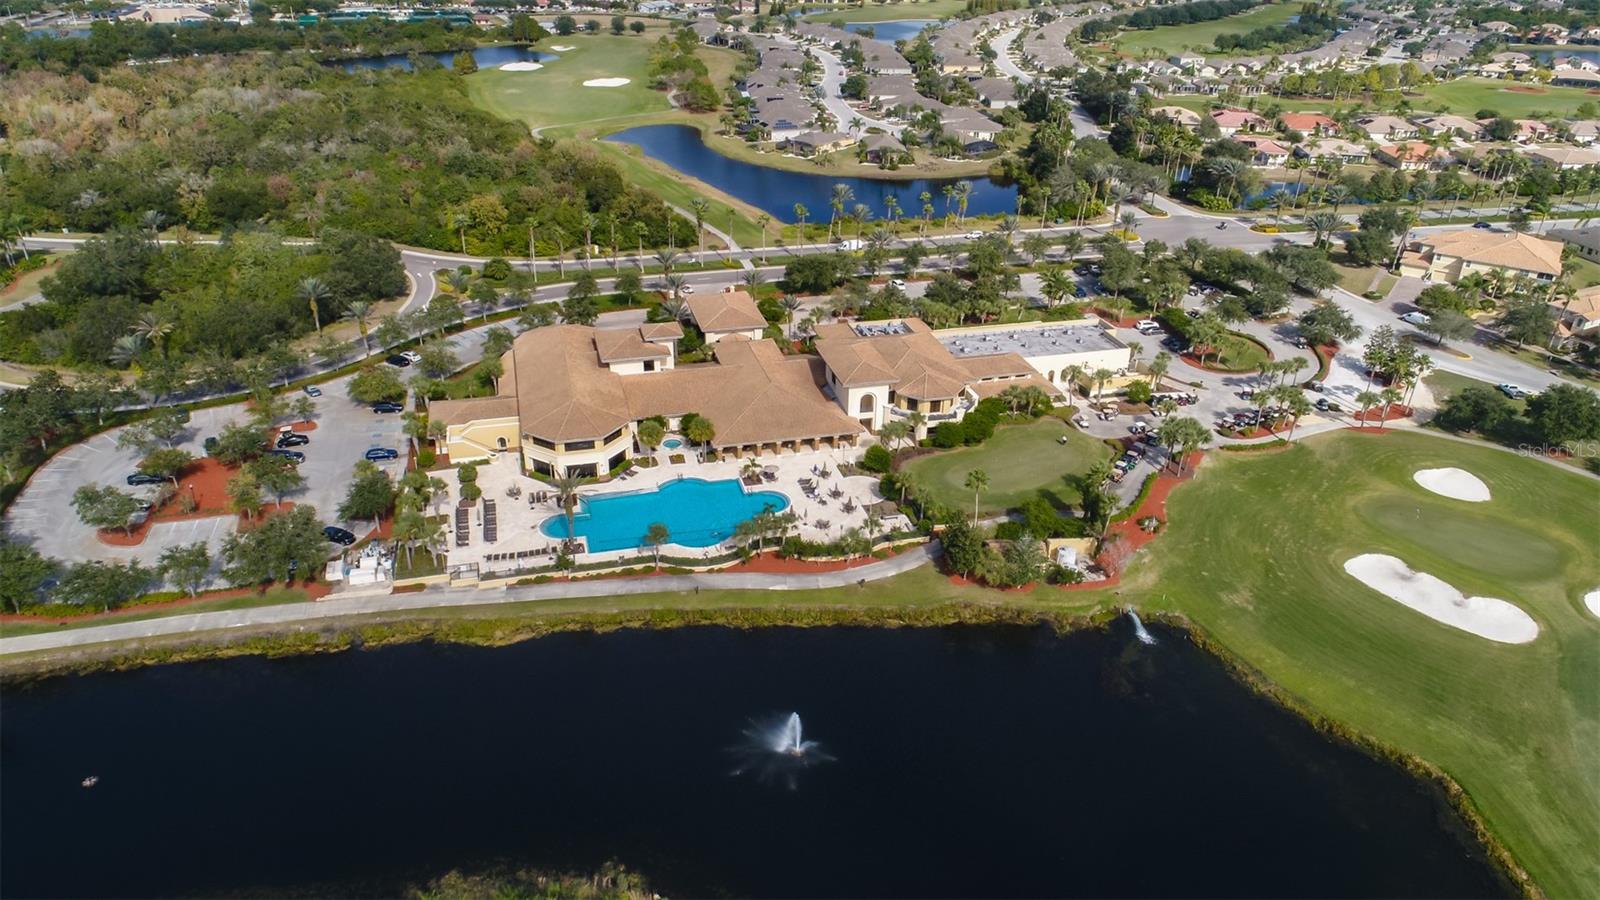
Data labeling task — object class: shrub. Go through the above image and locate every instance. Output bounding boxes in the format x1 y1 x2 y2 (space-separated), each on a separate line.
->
994 520 1024 540
1125 381 1153 405
481 258 512 281
862 444 893 473
931 422 964 448
417 449 436 468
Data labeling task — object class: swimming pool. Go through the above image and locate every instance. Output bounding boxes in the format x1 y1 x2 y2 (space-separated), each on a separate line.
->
541 477 790 552
662 438 683 449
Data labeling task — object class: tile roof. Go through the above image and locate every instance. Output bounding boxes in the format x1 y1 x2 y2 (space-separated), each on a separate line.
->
687 290 769 333
1425 229 1565 277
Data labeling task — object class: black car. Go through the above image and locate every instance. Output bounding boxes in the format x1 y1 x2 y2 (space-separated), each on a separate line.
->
267 449 305 463
1472 221 1493 230
276 432 310 448
324 526 357 546
203 436 219 455
386 354 412 368
126 472 164 486
364 447 400 461
371 401 404 414
1162 336 1190 353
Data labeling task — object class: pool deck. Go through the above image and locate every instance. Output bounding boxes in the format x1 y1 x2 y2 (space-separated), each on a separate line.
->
445 446 905 576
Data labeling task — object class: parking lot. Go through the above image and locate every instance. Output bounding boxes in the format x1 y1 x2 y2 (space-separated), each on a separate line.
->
3 371 407 568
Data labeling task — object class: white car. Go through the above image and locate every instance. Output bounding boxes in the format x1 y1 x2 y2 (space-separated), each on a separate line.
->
889 279 907 289
1134 319 1162 334
679 284 695 294
964 231 984 240
399 350 422 363
1399 311 1432 327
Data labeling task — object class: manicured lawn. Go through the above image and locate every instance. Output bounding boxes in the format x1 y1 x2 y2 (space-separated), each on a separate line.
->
1411 77 1599 119
802 0 969 24
1566 256 1600 289
1135 430 1599 899
901 417 1114 516
1154 94 1346 115
1201 332 1271 372
0 256 60 309
1115 2 1302 56
465 33 671 133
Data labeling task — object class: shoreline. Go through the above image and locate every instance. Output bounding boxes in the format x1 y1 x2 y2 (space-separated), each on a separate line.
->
0 603 1538 897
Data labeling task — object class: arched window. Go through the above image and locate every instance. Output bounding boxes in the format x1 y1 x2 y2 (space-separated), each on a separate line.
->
496 437 508 450
1046 370 1056 382
859 393 876 414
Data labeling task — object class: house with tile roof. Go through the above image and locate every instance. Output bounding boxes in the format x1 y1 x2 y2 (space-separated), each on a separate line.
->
1398 229 1565 285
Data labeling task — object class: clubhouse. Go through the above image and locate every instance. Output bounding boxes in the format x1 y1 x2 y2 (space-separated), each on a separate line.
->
429 294 1130 477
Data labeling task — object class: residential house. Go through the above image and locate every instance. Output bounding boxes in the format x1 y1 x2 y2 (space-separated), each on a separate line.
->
1277 112 1338 137
781 130 857 157
1355 115 1419 142
1209 108 1269 136
1525 145 1600 170
1411 114 1486 140
861 133 906 164
1235 135 1292 167
1151 105 1203 130
1297 138 1371 164
1398 228 1565 285
1551 286 1600 347
1375 141 1454 171
1570 120 1600 145
1551 67 1600 88
970 77 1018 110
1549 227 1600 263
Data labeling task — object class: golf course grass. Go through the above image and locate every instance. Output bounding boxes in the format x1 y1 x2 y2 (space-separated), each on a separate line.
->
464 32 672 133
1114 2 1302 56
802 0 969 24
901 417 1114 516
1133 430 1599 898
1412 77 1600 119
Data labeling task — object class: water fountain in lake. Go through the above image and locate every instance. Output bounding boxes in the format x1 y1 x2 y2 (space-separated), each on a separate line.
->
1127 607 1156 645
731 712 832 788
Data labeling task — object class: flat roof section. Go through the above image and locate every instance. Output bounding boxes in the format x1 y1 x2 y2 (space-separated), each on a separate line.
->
940 324 1123 359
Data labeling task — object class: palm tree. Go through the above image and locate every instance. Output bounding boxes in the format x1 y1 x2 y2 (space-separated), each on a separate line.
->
1354 389 1380 427
131 311 174 358
662 274 688 304
793 203 809 238
1147 351 1170 388
954 181 974 224
343 300 374 353
782 295 803 338
1039 266 1074 307
884 195 901 231
581 212 598 271
1325 184 1351 217
553 471 585 541
963 468 989 525
828 184 854 239
1304 211 1342 248
755 213 772 263
109 333 147 367
1118 210 1138 236
297 277 332 335
689 198 710 258
1376 386 1403 431
451 211 472 254
140 210 166 249
1091 367 1115 402
920 191 934 234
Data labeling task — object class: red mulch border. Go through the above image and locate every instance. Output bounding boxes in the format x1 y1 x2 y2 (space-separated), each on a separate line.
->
1350 404 1413 423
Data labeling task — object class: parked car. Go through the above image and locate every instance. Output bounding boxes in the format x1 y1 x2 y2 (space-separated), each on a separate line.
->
1472 221 1493 230
364 447 400 461
126 472 164 486
400 350 422 363
1134 319 1162 335
1315 398 1343 412
323 526 357 546
838 238 865 251
1074 287 1089 298
203 436 219 455
386 354 412 368
371 401 404 414
1161 336 1189 353
1399 311 1432 327
302 384 323 398
276 432 310 448
1496 383 1530 400
679 284 695 295
889 278 907 289
1073 264 1091 276
267 449 305 463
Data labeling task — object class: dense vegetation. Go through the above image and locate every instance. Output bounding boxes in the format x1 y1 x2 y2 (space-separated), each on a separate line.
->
0 229 401 367
1212 3 1340 53
1078 0 1257 41
0 55 694 256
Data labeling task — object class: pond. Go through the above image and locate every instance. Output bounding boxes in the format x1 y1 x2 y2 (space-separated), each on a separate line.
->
606 124 1019 222
0 623 1513 898
843 19 937 42
1527 47 1600 66
335 44 554 72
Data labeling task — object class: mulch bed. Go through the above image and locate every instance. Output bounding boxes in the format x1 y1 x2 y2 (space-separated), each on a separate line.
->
725 546 913 575
1505 85 1546 94
96 458 242 546
0 580 332 624
1090 308 1141 328
1351 404 1413 423
286 419 318 433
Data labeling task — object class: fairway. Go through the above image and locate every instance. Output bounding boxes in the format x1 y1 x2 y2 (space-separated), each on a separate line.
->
902 417 1113 515
1114 2 1302 56
1137 430 1600 898
803 0 968 23
464 33 670 132
1412 77 1599 119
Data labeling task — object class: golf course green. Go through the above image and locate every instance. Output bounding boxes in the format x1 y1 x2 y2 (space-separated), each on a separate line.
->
901 416 1113 516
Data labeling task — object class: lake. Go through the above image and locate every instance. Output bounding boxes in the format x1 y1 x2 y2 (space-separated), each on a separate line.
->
0 622 1513 898
607 124 1019 222
1527 47 1600 66
336 44 553 72
844 19 937 43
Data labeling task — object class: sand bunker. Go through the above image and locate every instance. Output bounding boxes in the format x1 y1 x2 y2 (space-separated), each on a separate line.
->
1343 554 1538 644
1585 590 1600 619
583 77 631 87
500 62 543 71
1412 467 1490 502
550 44 576 51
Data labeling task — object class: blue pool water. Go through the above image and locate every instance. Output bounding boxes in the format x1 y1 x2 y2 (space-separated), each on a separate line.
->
662 438 683 449
541 477 790 552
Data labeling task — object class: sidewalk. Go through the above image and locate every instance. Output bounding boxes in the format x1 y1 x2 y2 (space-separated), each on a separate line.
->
0 544 938 656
